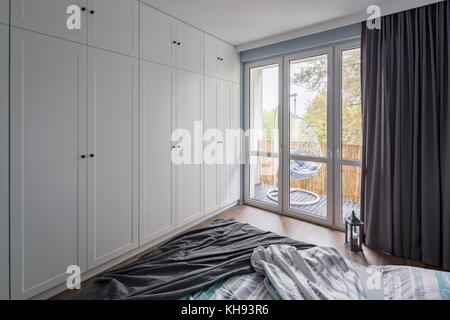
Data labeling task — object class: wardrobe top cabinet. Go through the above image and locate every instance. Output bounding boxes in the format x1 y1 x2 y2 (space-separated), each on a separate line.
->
175 20 204 74
11 0 139 57
140 3 204 74
140 3 175 67
11 0 88 44
88 0 138 57
0 0 8 25
205 33 239 83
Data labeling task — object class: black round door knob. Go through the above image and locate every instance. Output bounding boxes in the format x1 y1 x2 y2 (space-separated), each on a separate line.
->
81 155 86 159
177 42 181 46
81 7 86 11
90 10 95 14
89 154 95 158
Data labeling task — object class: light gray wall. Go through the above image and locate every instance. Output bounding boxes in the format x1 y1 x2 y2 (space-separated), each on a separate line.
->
0 5 10 299
240 23 361 63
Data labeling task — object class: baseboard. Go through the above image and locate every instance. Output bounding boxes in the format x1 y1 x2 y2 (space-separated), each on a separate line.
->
30 201 239 300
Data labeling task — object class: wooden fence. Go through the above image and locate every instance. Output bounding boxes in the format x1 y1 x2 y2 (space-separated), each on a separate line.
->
256 141 362 202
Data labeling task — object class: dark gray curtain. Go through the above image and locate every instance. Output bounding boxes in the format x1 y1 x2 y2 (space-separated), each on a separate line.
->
361 1 450 270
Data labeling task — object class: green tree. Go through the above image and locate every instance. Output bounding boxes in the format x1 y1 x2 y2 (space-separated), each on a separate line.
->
291 49 361 145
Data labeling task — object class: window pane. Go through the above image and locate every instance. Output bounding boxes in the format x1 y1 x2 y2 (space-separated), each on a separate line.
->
289 160 327 219
249 64 279 155
248 63 280 206
341 48 362 160
289 54 327 158
249 156 279 205
341 165 361 222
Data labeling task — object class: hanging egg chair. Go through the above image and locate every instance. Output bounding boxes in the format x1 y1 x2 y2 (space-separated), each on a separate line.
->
267 114 323 206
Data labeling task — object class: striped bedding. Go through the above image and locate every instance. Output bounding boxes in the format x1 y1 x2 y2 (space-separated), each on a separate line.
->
186 245 450 300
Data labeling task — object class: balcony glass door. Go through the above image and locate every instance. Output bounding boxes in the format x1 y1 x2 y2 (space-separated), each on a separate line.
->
244 42 362 230
282 49 333 225
333 43 362 229
244 58 282 212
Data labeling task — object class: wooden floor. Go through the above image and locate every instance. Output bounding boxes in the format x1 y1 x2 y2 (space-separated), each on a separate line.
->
52 204 438 300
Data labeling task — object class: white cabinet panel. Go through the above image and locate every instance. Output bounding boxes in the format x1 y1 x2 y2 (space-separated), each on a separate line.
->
11 0 88 44
175 21 204 74
140 3 175 66
233 51 241 83
140 60 176 244
10 29 87 299
231 83 241 201
88 0 138 57
87 47 138 269
0 24 9 300
204 76 219 214
0 0 9 25
205 34 220 78
205 35 239 83
218 81 232 206
221 44 235 82
176 70 203 225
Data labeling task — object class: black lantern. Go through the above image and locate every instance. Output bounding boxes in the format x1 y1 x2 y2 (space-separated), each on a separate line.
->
345 211 364 252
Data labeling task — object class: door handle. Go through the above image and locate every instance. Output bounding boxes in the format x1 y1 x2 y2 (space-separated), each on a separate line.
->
81 155 86 159
89 154 95 158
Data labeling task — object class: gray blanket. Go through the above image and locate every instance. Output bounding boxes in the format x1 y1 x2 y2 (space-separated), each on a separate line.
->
73 219 314 300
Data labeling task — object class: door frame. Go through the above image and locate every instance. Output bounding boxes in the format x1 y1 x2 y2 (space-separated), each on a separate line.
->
243 57 283 213
243 40 361 230
332 40 362 230
281 46 335 227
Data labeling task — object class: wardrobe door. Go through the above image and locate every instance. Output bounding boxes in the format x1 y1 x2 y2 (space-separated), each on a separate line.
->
11 0 88 44
140 3 175 66
231 83 241 202
140 60 176 245
87 47 138 269
218 81 232 207
175 21 204 74
88 0 138 57
233 51 241 83
0 23 9 300
204 76 219 215
0 0 9 25
204 34 219 78
221 44 234 82
10 29 87 299
175 70 203 226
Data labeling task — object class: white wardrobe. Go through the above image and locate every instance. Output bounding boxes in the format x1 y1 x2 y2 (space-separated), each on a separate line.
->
5 0 241 299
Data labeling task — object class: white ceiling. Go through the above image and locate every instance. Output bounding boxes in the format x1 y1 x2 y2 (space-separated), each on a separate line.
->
141 0 444 51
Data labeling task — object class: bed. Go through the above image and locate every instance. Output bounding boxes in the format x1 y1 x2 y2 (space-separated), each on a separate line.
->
73 219 450 300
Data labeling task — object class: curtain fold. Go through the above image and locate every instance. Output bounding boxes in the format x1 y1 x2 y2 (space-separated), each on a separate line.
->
361 1 450 270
